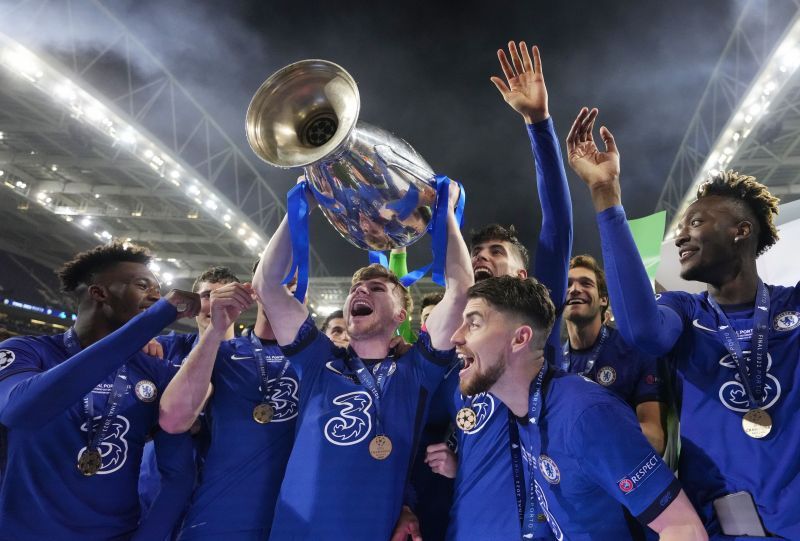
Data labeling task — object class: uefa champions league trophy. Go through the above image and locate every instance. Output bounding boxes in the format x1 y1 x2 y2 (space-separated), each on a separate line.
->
246 59 462 251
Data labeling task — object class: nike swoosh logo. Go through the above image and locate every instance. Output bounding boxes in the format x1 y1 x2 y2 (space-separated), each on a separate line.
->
231 354 254 361
758 306 769 311
325 361 344 375
692 319 716 333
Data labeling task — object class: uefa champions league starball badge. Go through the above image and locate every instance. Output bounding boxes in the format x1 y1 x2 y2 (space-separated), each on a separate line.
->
455 407 477 431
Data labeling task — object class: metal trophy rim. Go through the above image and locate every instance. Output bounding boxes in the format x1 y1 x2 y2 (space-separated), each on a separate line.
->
245 58 361 169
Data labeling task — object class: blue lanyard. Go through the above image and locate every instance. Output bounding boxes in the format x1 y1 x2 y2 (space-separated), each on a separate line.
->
346 352 394 435
706 280 770 406
561 325 609 374
508 365 546 538
64 328 130 453
249 333 290 403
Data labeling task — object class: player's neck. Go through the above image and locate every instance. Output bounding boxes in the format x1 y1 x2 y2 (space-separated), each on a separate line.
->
73 314 114 348
254 310 276 341
566 317 602 350
350 334 391 360
707 259 760 306
495 356 544 418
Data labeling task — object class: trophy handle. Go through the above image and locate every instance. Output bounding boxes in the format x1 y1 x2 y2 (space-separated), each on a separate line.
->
374 144 434 184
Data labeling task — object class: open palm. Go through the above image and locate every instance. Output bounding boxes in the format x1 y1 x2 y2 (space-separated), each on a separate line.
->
491 41 548 124
566 107 620 188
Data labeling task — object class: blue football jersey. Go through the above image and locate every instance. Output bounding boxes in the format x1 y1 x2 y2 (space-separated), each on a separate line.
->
656 283 800 538
446 117 572 541
519 368 680 540
268 318 453 540
448 387 532 541
0 331 185 540
563 326 663 409
139 331 199 515
179 335 298 539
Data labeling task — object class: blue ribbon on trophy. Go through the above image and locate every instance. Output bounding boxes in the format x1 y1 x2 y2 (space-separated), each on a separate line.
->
246 59 466 301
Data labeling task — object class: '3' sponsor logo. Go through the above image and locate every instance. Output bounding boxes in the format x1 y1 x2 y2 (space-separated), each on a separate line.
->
324 391 373 446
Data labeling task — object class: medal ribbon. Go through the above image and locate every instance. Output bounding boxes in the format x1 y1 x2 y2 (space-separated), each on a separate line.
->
706 280 770 407
507 365 546 538
64 329 130 458
346 353 394 436
561 325 609 374
249 333 290 405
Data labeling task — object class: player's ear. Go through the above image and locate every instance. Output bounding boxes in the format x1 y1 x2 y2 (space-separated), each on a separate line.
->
88 284 109 304
511 324 533 354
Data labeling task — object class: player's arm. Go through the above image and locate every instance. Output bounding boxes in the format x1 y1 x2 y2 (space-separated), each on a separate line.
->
648 491 708 541
132 429 195 540
160 283 253 434
252 197 311 346
566 108 683 356
492 42 573 320
571 402 705 540
636 401 666 456
389 247 417 344
0 292 199 430
425 183 474 351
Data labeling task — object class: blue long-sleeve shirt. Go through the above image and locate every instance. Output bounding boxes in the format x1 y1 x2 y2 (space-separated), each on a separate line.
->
447 117 572 541
597 204 800 539
0 299 194 540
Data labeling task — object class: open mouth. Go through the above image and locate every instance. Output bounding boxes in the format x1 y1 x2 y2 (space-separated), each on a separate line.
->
350 299 374 317
458 352 475 376
678 248 697 263
566 298 588 306
473 266 493 280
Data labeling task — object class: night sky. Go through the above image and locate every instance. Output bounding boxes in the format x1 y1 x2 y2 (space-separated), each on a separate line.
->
6 0 746 275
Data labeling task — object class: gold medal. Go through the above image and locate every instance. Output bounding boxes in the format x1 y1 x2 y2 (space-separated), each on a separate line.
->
369 434 393 460
742 408 772 439
77 448 102 476
456 407 477 431
253 402 274 424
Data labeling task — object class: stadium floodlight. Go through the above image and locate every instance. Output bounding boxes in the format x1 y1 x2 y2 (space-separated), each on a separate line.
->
666 16 800 237
0 31 272 280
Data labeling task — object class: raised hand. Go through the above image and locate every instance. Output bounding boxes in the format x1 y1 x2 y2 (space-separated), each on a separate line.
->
164 289 202 319
209 282 254 335
490 41 548 124
566 107 621 187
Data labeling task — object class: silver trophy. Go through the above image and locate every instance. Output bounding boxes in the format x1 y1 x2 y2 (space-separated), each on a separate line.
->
246 59 438 251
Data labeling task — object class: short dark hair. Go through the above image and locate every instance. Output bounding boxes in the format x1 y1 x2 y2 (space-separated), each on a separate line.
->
420 291 444 313
351 264 413 314
192 266 240 293
321 310 345 332
467 276 555 346
58 243 151 293
569 255 609 319
697 170 780 256
470 224 530 269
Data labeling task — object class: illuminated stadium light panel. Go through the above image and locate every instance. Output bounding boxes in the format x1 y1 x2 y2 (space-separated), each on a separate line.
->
666 17 800 237
0 33 268 285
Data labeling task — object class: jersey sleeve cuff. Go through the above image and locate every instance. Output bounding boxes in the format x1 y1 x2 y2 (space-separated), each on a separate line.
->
526 116 554 133
413 331 456 367
636 477 682 525
596 204 626 224
280 316 320 357
633 394 663 406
